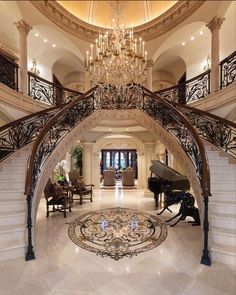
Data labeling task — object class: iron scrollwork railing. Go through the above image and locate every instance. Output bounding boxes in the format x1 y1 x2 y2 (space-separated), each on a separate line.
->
220 50 236 89
25 88 96 260
155 70 210 104
28 72 83 106
172 103 236 159
140 86 211 266
0 54 19 91
0 107 59 161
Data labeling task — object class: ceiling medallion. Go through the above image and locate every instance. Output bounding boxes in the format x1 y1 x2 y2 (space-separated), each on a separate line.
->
68 207 168 260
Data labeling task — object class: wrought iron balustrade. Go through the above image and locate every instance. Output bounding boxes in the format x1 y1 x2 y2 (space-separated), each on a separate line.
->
220 50 236 89
155 70 210 104
0 107 59 161
172 102 236 159
24 85 211 265
0 54 19 91
28 72 83 106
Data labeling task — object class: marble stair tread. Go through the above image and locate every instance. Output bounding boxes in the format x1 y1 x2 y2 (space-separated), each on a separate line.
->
211 243 236 256
212 226 236 235
210 200 236 205
0 199 25 203
0 210 25 217
0 240 25 250
211 212 236 219
0 224 25 234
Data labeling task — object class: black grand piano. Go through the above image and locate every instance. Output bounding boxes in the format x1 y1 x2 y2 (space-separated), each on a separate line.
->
148 160 190 209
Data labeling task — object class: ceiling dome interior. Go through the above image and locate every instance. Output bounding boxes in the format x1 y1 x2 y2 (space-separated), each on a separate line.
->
57 0 177 28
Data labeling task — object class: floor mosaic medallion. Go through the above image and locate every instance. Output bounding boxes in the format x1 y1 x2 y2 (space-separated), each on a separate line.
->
68 207 168 260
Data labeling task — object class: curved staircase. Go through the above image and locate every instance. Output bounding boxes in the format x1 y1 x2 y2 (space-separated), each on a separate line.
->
0 86 235 269
0 145 31 261
205 144 236 268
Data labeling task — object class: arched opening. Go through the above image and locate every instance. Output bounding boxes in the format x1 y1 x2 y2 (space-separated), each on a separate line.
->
31 109 203 260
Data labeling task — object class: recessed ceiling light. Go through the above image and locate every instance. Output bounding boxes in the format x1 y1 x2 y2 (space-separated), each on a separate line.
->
44 39 47 43
52 44 56 47
182 42 186 46
108 128 112 131
190 36 194 41
200 31 203 35
126 128 129 131
35 33 39 37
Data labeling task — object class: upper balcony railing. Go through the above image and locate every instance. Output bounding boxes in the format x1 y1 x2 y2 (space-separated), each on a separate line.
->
0 54 19 91
220 51 236 89
155 70 211 103
28 72 83 106
0 51 235 106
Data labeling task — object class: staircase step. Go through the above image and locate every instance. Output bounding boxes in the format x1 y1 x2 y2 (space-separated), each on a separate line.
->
0 226 25 248
207 157 228 164
0 164 26 172
210 201 236 214
211 244 236 269
0 181 25 190
211 191 236 201
0 211 25 226
211 212 236 229
0 200 25 213
211 182 236 191
9 157 28 164
211 227 236 246
210 174 236 182
0 190 25 199
0 172 25 181
0 242 25 262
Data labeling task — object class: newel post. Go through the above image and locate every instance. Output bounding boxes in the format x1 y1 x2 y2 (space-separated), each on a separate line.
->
200 190 211 266
25 191 35 261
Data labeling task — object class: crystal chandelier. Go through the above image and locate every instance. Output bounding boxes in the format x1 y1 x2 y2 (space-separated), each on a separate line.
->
85 2 147 87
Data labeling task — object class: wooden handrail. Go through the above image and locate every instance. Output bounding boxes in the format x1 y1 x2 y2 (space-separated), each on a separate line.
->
170 101 236 128
219 50 236 65
142 85 211 196
0 105 59 132
25 86 97 195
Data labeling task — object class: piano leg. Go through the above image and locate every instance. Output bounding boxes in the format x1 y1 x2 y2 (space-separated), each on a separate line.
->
154 193 159 209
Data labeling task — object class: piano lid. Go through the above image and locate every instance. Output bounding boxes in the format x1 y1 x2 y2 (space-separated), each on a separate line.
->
150 160 188 182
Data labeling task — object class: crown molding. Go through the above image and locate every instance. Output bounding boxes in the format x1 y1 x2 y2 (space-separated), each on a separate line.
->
31 1 204 42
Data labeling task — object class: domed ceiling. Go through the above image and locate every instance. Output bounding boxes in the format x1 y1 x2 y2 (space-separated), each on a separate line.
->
57 1 177 28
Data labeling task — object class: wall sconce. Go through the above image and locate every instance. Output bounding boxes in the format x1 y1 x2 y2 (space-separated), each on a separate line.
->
203 55 211 71
30 58 40 75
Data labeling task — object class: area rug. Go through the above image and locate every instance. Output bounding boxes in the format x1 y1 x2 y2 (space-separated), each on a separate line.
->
68 207 168 260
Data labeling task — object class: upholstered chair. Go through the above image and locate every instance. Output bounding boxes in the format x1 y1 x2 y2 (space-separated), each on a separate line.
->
68 170 94 205
44 178 72 218
122 167 135 186
103 167 116 186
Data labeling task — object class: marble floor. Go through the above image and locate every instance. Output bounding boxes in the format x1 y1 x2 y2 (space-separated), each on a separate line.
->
0 189 235 295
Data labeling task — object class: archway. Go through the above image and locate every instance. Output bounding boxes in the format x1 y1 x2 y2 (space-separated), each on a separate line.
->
31 109 203 253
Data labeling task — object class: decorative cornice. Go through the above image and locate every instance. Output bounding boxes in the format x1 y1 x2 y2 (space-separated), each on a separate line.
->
30 1 204 42
206 16 225 32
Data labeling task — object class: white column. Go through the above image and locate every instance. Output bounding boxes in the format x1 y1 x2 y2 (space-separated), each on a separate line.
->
137 151 145 190
15 19 32 94
85 71 91 92
144 143 155 193
146 59 154 91
92 150 101 189
82 142 94 184
206 16 225 93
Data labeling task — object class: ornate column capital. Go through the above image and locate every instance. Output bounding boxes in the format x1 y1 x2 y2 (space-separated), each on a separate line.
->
146 59 154 68
206 16 225 32
14 19 32 36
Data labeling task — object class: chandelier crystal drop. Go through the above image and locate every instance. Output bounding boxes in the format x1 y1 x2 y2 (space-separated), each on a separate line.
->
85 3 147 87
